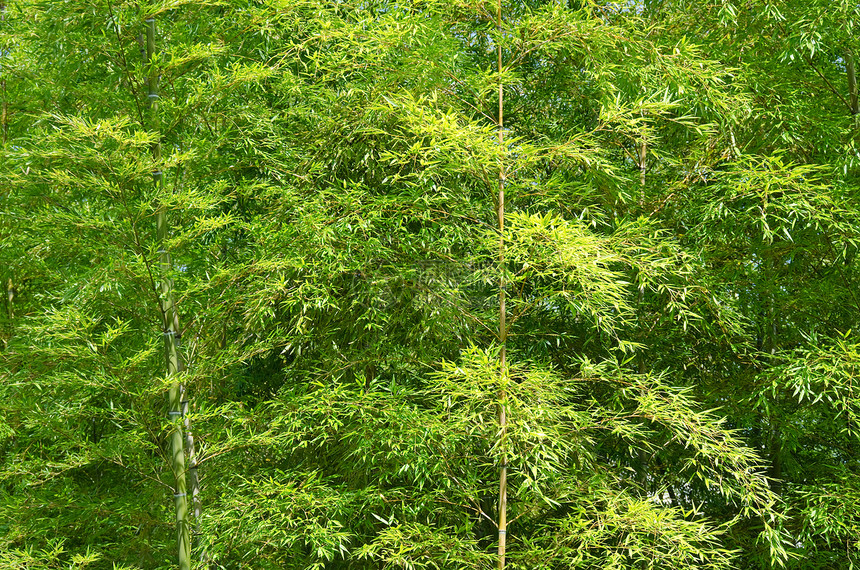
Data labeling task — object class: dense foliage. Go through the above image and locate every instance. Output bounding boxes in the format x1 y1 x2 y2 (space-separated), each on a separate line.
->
1 1 858 569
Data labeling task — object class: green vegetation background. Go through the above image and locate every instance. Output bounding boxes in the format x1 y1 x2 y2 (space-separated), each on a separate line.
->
1 0 859 568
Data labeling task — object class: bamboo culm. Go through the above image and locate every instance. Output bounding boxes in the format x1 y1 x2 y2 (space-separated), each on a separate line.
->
145 16 192 570
2 1 7 145
181 372 203 552
496 1 508 568
847 50 858 115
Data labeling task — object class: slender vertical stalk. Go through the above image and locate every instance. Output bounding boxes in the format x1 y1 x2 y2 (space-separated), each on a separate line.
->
181 379 203 550
847 50 858 116
766 298 782 491
638 122 647 207
2 1 8 145
145 16 191 570
170 284 202 536
496 1 507 568
636 114 647 376
636 125 647 492
5 278 11 318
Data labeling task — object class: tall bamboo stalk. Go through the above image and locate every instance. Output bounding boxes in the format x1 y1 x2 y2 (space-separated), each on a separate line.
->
495 0 507 568
5 278 11 320
847 50 858 116
2 1 8 145
181 370 203 552
637 117 647 377
145 16 191 570
638 124 647 207
636 125 647 492
766 297 782 492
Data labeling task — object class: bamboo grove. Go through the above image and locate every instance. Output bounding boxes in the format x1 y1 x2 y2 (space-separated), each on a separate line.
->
2 1 860 569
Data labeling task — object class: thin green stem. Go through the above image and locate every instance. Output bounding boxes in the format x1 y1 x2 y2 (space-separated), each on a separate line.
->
1 1 7 145
496 1 507 568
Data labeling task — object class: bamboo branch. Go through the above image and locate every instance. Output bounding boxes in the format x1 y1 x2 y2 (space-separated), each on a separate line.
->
106 1 144 126
803 54 851 112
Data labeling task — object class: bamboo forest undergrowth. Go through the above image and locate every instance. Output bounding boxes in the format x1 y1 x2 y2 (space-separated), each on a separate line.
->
1 1 860 568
